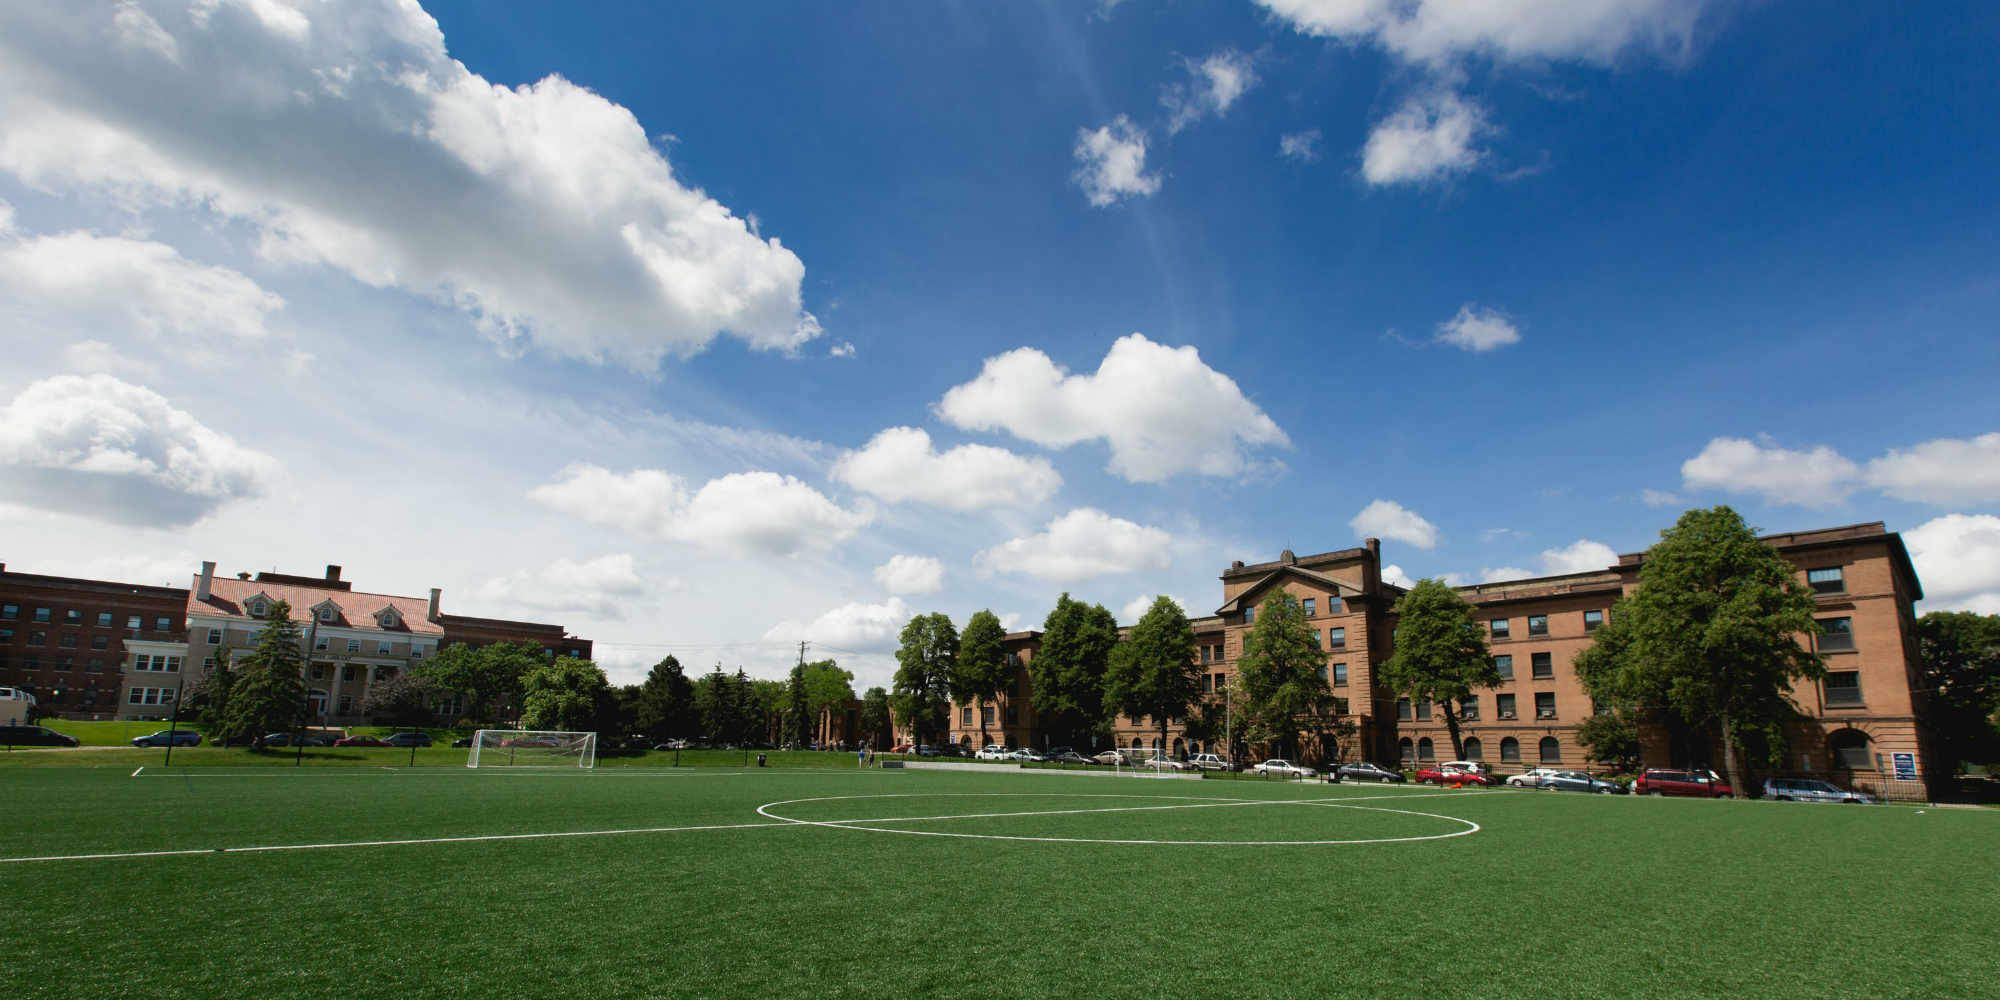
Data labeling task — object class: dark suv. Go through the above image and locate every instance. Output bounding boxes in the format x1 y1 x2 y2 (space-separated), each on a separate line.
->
1632 768 1734 798
384 732 434 748
0 725 80 747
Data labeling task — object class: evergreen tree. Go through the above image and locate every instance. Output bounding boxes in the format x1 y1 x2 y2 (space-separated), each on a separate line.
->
184 645 235 737
695 667 739 745
1380 578 1499 760
893 612 958 749
218 600 308 746
633 654 697 741
786 663 811 747
1030 594 1119 748
952 609 1009 748
1572 506 1825 791
1103 596 1200 757
1233 593 1331 761
520 656 608 732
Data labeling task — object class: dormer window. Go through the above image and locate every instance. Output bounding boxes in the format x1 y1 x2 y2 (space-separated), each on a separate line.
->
374 606 401 629
315 604 338 624
248 600 266 618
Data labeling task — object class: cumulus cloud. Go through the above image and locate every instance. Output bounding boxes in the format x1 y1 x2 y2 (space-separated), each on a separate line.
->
1435 304 1521 351
1380 564 1419 589
1539 539 1617 574
529 465 870 557
1479 566 1536 582
1255 0 1706 68
1119 593 1187 624
0 0 818 370
1905 514 2000 615
973 508 1173 583
1163 50 1258 133
1349 499 1439 549
873 555 944 596
1073 115 1161 206
1865 433 2000 506
1361 92 1489 186
827 341 856 359
936 333 1288 483
831 426 1061 511
1641 488 1683 507
1278 129 1322 162
1680 437 1861 507
0 373 277 526
476 554 648 617
763 596 912 654
0 231 284 345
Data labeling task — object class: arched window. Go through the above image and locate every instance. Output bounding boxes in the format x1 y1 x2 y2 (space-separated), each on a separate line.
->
1417 737 1435 762
1152 737 1163 750
1399 737 1414 762
1131 737 1142 749
1539 737 1561 763
1500 737 1520 762
1463 737 1483 760
1830 729 1873 770
1172 738 1185 757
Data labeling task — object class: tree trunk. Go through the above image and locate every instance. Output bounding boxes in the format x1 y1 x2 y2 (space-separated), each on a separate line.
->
1161 715 1171 760
977 700 988 748
1718 713 1743 797
1441 702 1464 761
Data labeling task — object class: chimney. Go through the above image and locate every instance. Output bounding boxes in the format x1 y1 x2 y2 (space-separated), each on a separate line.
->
197 561 215 601
1364 537 1382 594
237 572 250 581
325 564 342 583
427 588 442 623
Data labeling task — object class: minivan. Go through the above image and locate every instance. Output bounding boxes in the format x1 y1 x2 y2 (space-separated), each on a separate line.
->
1632 768 1734 798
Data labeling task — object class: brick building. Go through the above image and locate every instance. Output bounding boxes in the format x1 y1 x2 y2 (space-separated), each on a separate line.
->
0 563 187 720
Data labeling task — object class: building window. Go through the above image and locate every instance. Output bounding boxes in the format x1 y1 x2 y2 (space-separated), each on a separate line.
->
1417 737 1435 762
96 612 113 627
1315 664 1327 684
1213 672 1226 691
1829 729 1872 769
314 637 329 651
27 631 46 647
1332 662 1347 685
411 647 424 660
1310 630 1320 648
1463 737 1484 760
346 640 361 653
0 604 15 621
1200 645 1211 664
961 707 972 726
338 695 354 714
1493 654 1513 679
1399 738 1414 763
207 629 221 645
1818 617 1855 652
1497 694 1517 719
341 666 356 682
34 607 52 623
1500 737 1521 762
981 705 995 725
1808 567 1845 595
0 628 10 641
1396 698 1412 721
249 600 266 618
203 657 215 671
1532 652 1553 679
155 617 171 631
1583 610 1604 632
1460 695 1479 720
125 615 141 630
87 657 104 672
1416 699 1432 721
1535 692 1557 719
90 636 108 650
1243 606 1255 625
1490 618 1509 639
1301 597 1316 617
318 607 337 623
1004 705 1019 724
64 609 82 625
1327 596 1342 614
378 641 393 654
1327 628 1345 649
1527 615 1548 636
1538 737 1561 763
1825 671 1863 707
310 665 326 681
59 633 77 649
1333 697 1349 714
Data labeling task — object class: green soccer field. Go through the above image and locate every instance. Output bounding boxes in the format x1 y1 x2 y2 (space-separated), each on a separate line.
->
3 765 1994 999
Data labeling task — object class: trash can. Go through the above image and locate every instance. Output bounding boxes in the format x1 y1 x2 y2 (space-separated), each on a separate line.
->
756 753 767 767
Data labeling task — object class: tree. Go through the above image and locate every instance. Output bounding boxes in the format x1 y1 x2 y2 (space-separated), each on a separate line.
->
952 609 1009 748
1575 710 1642 771
1030 594 1119 748
361 669 437 728
520 656 608 732
1233 593 1331 762
218 600 308 746
417 641 539 724
1915 611 2000 773
695 667 743 745
786 663 811 747
632 655 697 741
184 646 235 737
747 676 786 746
800 660 856 744
859 686 893 749
1572 506 1825 792
1380 578 1499 761
893 612 958 749
1103 596 1200 757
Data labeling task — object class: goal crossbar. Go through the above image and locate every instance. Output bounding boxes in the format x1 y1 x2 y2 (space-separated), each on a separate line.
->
466 730 597 769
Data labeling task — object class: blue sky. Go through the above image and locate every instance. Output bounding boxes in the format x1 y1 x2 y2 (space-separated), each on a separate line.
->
1 1 1996 689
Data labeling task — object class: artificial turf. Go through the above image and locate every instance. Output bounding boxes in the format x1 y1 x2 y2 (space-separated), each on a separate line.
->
1 765 1993 999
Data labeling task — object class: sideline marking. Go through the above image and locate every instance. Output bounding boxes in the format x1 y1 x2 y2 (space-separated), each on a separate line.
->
131 767 143 777
757 792 1481 846
0 820 797 865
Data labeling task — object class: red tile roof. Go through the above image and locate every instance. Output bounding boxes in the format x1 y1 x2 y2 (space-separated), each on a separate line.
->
188 577 443 635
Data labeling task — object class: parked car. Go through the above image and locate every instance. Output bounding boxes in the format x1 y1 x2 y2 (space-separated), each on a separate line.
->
1187 753 1232 771
1091 749 1126 766
889 744 914 754
1335 762 1405 783
1505 767 1564 788
1415 766 1497 786
1047 751 1092 765
1763 778 1875 804
451 736 474 748
976 744 1012 761
333 734 391 748
384 732 433 748
1441 760 1491 777
1143 756 1190 772
132 729 202 748
0 725 79 747
1537 770 1626 794
1248 758 1315 778
1632 768 1734 798
1008 748 1047 762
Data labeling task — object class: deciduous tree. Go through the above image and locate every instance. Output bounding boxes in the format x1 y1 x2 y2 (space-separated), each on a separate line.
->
361 669 437 728
1104 596 1200 757
859 686 893 749
893 612 958 749
520 656 608 732
952 610 1008 748
1031 594 1118 748
1381 578 1498 761
1233 593 1331 762
1915 611 2000 773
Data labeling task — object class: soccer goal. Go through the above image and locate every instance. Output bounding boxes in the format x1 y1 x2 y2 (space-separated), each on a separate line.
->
466 730 597 769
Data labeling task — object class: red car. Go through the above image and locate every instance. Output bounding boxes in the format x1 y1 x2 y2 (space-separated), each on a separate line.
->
332 734 391 747
1631 768 1734 798
1414 766 1497 787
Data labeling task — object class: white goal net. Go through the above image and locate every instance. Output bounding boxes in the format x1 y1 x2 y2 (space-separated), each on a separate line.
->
466 730 597 769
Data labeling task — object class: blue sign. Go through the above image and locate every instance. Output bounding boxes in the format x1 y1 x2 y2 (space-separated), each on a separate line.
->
1892 752 1918 781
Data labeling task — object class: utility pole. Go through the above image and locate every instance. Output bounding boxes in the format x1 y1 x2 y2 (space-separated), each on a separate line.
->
797 640 808 667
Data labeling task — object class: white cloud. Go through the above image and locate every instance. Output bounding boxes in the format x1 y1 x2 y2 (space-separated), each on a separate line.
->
828 341 856 359
1539 538 1616 574
1381 564 1419 589
1163 50 1258 133
1480 566 1536 582
64 340 148 377
1641 488 1682 507
973 508 1173 583
1072 115 1161 206
0 231 284 344
1278 129 1322 162
1361 92 1489 186
1349 499 1439 549
0 373 278 527
476 554 647 616
1680 436 1861 507
1865 433 2000 506
873 555 944 596
936 333 1289 483
1255 0 1706 68
1905 514 2000 614
1435 304 1521 351
763 596 912 654
1119 593 1187 624
831 426 1061 511
997 611 1024 632
0 0 819 370
529 465 870 557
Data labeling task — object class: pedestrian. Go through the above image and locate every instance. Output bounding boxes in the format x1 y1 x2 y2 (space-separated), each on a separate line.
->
858 746 866 768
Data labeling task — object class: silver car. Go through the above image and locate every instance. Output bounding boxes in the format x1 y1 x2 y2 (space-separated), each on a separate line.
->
1538 770 1626 795
1762 778 1875 804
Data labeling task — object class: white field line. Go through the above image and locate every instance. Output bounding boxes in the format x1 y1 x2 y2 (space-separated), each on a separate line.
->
131 767 143 777
829 798 1286 825
0 820 797 865
124 769 752 778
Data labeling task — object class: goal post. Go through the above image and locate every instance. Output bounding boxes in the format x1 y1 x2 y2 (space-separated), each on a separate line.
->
466 730 598 769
